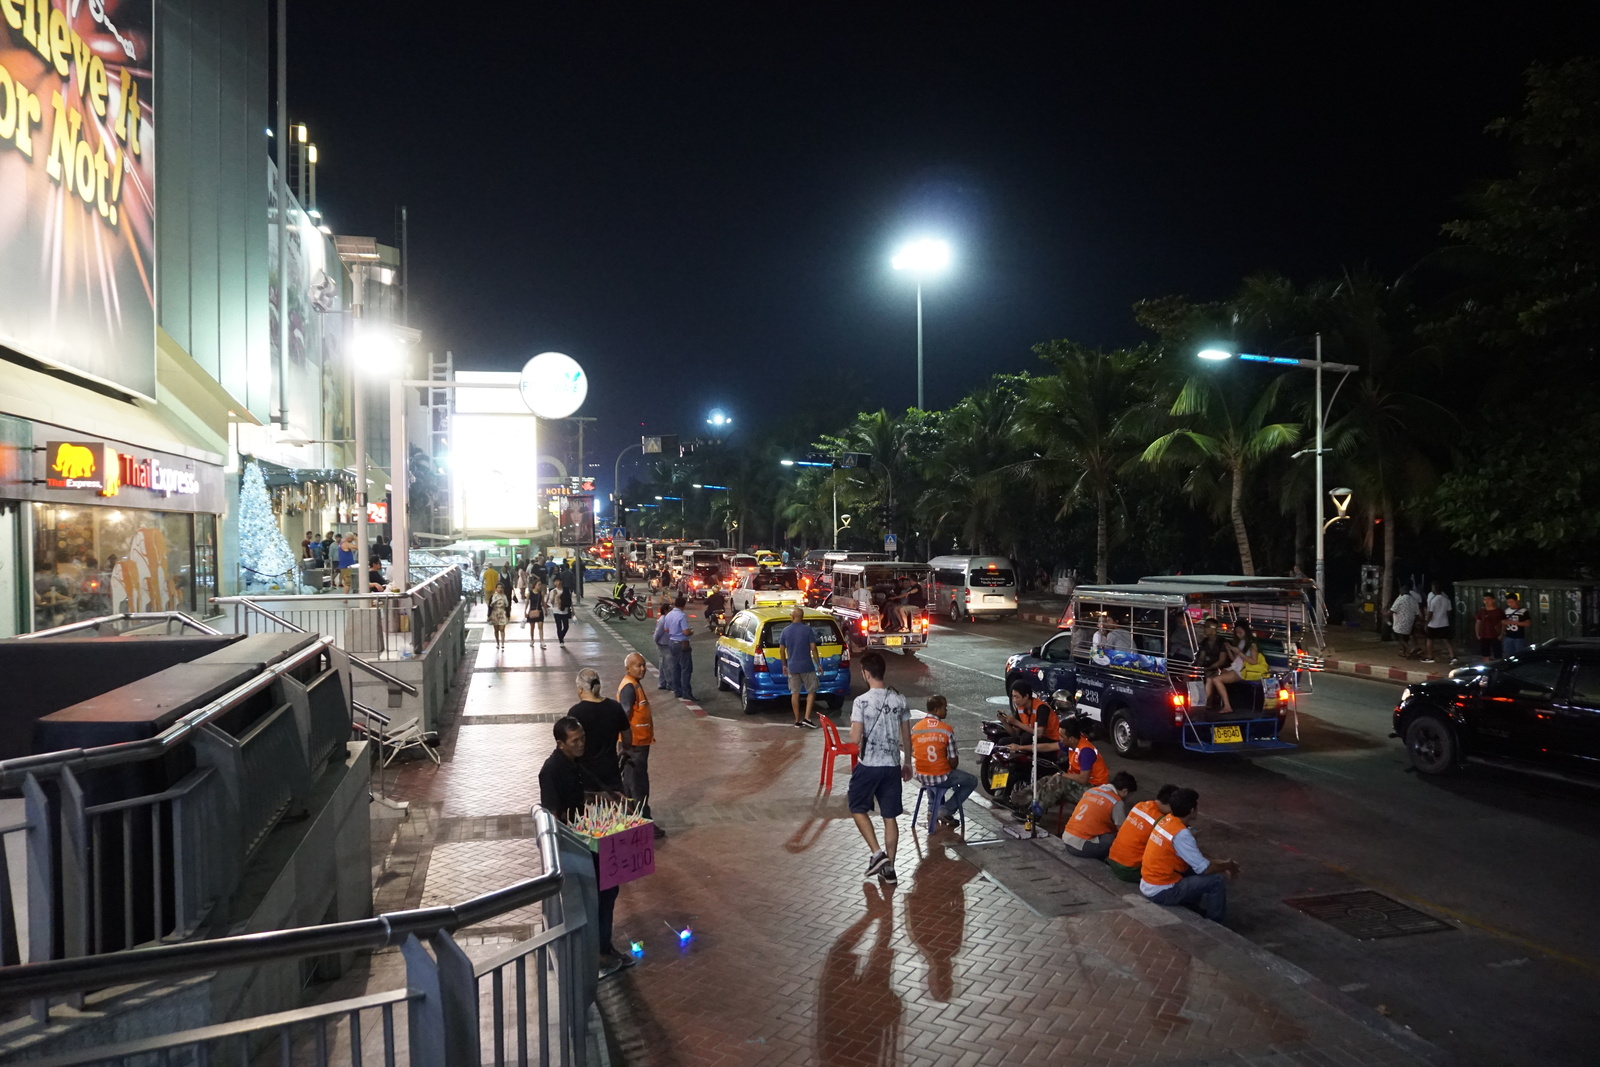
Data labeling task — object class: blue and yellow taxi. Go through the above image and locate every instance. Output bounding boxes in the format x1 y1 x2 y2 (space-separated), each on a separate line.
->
755 550 783 568
714 606 851 714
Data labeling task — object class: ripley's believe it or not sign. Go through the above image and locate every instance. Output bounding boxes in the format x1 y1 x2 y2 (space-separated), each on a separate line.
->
0 0 155 398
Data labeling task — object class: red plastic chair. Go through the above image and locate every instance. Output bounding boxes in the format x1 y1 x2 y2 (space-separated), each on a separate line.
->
818 716 859 790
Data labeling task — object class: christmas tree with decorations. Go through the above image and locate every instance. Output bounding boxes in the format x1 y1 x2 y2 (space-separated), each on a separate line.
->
239 461 300 591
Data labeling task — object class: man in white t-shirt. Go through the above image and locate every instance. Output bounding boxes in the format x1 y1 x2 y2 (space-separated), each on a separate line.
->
1422 581 1457 664
847 651 913 887
1388 586 1420 659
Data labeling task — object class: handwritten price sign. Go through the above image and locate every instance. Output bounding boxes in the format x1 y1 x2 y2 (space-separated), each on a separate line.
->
598 823 656 890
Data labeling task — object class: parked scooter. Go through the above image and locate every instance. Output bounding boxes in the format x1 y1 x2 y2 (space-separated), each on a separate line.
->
594 587 647 622
975 718 1064 806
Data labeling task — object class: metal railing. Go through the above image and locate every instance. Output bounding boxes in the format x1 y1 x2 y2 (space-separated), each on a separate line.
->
0 638 349 1007
17 611 222 640
214 565 464 661
0 808 600 1067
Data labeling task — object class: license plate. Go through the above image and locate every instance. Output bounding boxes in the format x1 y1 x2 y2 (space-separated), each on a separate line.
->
1213 725 1244 744
975 740 995 756
984 595 1002 602
884 636 902 647
990 771 1009 788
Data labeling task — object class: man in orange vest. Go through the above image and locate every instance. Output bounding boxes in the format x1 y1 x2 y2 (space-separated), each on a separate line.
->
1139 788 1240 923
617 652 666 840
1001 679 1060 752
1060 771 1137 859
1106 783 1177 883
911 695 977 829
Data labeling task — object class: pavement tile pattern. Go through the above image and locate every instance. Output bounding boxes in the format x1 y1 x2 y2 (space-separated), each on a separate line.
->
329 603 1438 1066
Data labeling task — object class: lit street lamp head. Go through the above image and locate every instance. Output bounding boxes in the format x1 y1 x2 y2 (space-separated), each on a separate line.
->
1197 347 1234 361
891 238 952 274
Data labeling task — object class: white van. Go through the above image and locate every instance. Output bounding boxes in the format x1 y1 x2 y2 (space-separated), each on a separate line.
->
927 555 1018 620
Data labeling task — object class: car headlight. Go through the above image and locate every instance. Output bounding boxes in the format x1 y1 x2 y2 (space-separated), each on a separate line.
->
1399 686 1412 704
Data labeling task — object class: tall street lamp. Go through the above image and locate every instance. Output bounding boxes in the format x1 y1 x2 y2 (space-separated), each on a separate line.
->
891 238 951 410
1197 334 1359 632
613 442 643 526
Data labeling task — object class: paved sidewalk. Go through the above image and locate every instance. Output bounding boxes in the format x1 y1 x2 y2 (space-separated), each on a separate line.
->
345 602 1444 1066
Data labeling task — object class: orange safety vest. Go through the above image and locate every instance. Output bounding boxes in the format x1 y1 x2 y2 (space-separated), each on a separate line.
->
1140 813 1192 887
1067 737 1109 786
1016 698 1060 742
1064 783 1122 841
910 715 954 778
617 678 655 746
1107 800 1163 868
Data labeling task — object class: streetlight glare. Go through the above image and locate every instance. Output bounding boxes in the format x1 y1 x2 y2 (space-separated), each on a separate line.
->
779 458 795 466
891 238 952 274
706 410 731 427
1197 347 1234 361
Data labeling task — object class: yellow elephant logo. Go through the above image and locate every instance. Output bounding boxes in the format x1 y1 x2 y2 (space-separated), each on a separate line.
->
52 443 99 480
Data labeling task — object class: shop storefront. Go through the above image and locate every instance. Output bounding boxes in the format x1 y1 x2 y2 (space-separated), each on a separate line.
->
0 416 225 635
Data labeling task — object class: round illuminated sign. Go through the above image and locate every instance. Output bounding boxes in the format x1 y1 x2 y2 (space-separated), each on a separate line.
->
519 352 588 419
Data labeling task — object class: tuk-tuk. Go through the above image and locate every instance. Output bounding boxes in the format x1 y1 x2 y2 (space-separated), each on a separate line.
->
1003 577 1323 756
827 561 933 653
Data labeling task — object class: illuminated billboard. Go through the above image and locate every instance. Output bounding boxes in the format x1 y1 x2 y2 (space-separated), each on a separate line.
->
0 0 156 397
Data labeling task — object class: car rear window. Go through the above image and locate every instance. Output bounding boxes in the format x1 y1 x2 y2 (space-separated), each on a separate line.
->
970 568 1015 587
761 620 843 647
752 572 799 590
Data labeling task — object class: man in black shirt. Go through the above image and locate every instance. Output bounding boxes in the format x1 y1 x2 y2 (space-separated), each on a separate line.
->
569 669 630 790
538 715 632 977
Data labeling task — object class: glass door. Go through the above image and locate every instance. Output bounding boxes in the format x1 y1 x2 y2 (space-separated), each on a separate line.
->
0 503 18 636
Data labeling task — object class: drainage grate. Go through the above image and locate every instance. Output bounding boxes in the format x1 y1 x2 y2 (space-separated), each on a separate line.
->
1285 890 1454 940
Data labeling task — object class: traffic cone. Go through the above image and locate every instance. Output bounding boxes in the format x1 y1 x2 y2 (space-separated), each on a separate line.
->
646 594 658 618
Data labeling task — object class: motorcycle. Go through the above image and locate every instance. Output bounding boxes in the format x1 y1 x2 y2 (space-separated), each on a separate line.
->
975 718 1065 806
594 587 647 622
705 605 728 638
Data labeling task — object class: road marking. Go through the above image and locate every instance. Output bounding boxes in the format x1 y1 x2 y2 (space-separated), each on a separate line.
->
917 653 1006 681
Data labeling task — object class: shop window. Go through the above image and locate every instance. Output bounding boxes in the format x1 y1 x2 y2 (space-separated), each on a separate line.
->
32 504 197 629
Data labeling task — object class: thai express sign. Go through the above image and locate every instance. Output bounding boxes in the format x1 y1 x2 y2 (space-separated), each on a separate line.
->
0 0 155 398
47 440 198 496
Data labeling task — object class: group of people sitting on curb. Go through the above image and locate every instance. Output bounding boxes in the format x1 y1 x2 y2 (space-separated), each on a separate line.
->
995 680 1241 924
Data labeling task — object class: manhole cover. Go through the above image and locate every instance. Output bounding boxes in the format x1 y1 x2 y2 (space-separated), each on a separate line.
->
1284 890 1453 940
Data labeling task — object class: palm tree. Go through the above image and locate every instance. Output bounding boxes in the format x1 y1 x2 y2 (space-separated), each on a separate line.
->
1142 371 1301 575
1016 344 1145 583
918 379 1028 557
1317 271 1455 614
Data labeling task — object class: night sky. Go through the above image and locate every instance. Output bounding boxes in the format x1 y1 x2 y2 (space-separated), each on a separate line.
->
291 2 1598 493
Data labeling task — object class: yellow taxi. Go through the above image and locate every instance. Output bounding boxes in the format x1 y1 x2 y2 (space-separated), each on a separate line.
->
755 550 783 568
713 605 851 713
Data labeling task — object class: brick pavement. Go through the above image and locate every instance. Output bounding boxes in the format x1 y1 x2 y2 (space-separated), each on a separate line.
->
347 603 1440 1066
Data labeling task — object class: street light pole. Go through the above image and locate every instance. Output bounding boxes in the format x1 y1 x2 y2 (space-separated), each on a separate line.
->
1314 332 1326 629
614 442 642 526
915 280 924 411
1196 334 1357 636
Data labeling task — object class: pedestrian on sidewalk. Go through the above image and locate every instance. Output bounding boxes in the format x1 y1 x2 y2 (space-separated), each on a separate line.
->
911 695 977 830
537 716 632 977
1501 593 1531 657
526 576 547 647
550 578 573 646
1140 787 1240 924
569 669 629 792
1423 582 1457 664
848 651 913 887
1061 771 1137 859
487 585 511 650
617 653 667 840
654 595 696 701
779 605 822 728
1106 783 1178 883
1387 585 1421 658
1474 593 1505 661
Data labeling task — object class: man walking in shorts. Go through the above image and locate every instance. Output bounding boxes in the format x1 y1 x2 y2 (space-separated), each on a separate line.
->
779 605 821 728
848 651 913 887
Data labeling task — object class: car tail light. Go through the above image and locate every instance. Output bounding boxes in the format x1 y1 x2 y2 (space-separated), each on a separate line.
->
1278 687 1291 703
1170 691 1186 727
753 650 768 673
859 619 869 633
964 589 972 601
